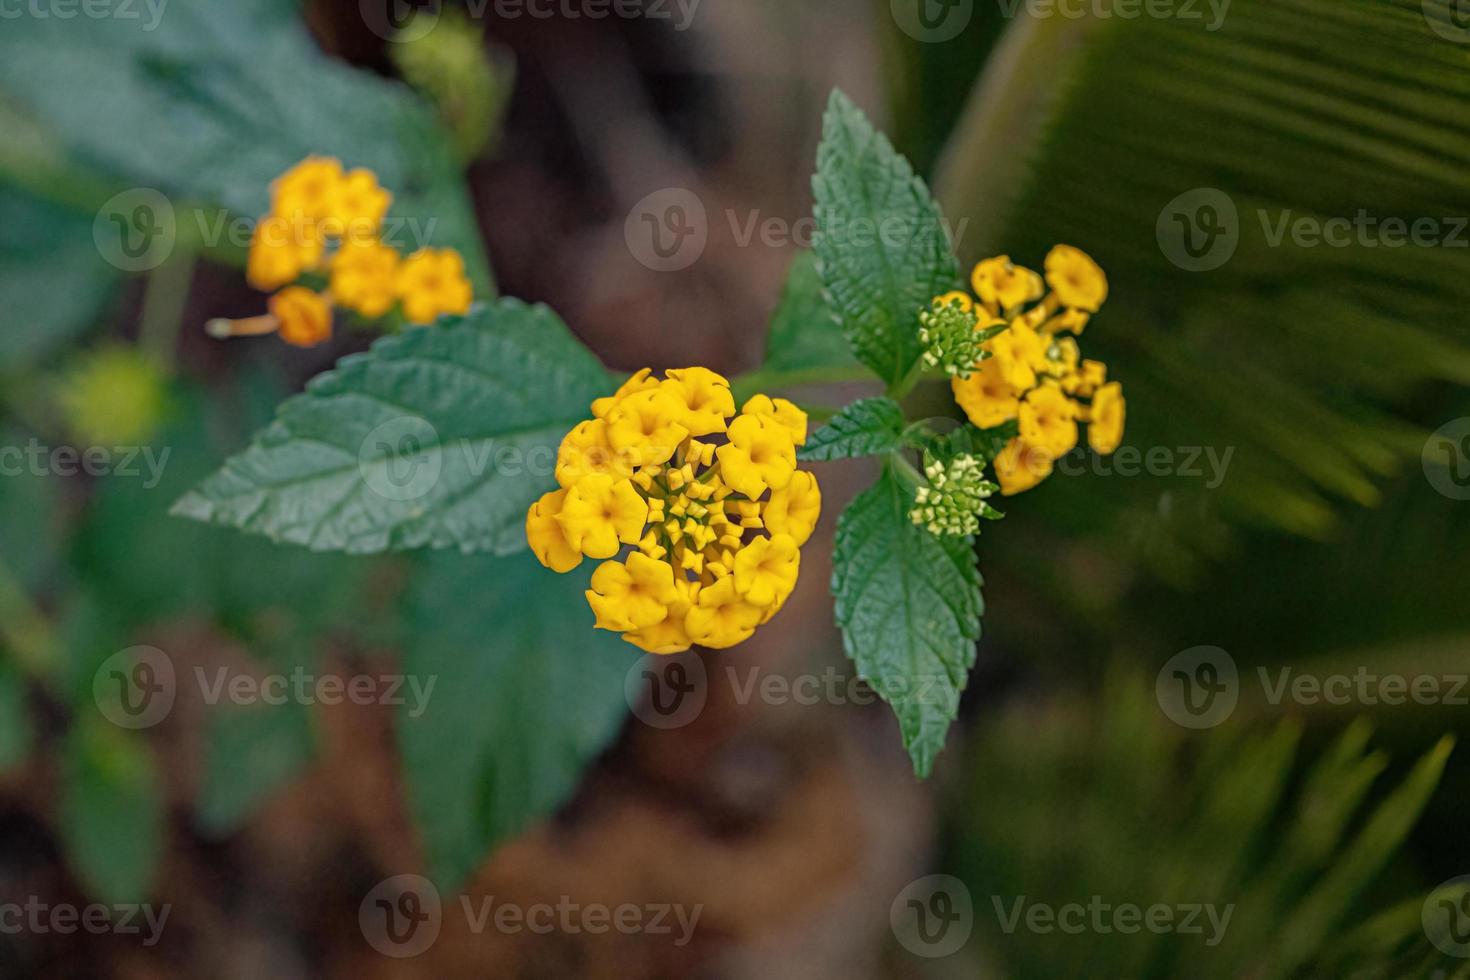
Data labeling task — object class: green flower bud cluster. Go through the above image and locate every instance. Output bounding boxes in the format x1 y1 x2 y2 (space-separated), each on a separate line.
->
919 299 986 379
910 454 1000 537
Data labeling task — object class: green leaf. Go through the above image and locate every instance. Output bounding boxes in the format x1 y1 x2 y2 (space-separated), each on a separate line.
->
399 551 631 889
59 722 163 905
0 0 492 294
0 183 119 372
799 397 907 462
172 300 609 555
761 250 858 376
831 462 982 777
195 701 313 836
0 664 31 772
812 90 960 388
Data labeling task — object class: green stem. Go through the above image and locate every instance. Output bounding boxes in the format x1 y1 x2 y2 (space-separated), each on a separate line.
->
138 245 197 372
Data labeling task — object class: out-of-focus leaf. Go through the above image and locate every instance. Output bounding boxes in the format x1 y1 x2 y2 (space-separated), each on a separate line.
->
831 461 981 776
936 0 1470 553
0 184 119 371
399 551 630 889
195 701 312 836
812 90 959 388
0 0 492 293
959 673 1457 979
59 722 163 905
172 300 609 555
0 664 31 772
799 396 906 462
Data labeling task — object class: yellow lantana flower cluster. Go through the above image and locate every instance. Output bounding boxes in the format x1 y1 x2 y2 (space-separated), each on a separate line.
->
218 156 473 347
940 245 1126 496
526 368 822 654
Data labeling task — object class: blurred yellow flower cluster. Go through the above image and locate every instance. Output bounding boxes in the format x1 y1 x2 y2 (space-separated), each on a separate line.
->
938 245 1126 495
526 368 822 654
225 156 472 347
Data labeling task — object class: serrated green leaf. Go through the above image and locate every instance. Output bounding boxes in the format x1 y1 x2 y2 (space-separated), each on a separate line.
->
195 701 313 837
0 0 492 294
799 397 907 462
172 300 609 555
831 462 982 777
812 90 960 388
399 551 631 889
59 723 163 905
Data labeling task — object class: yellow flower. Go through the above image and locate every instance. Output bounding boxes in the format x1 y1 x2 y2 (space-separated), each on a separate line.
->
246 215 325 292
951 356 1021 429
271 155 345 225
763 470 821 545
606 388 690 466
585 552 680 632
741 394 808 445
624 580 697 654
396 247 474 325
1073 359 1107 398
329 239 401 318
985 319 1047 391
556 418 634 487
971 256 1043 313
592 368 660 418
934 290 974 312
268 287 333 348
684 576 763 650
328 167 392 243
1019 384 1080 459
556 473 648 559
526 488 583 573
717 413 796 499
733 533 800 609
529 369 820 653
662 367 735 436
1044 245 1108 312
994 438 1055 496
1088 382 1126 455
